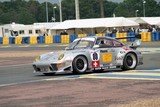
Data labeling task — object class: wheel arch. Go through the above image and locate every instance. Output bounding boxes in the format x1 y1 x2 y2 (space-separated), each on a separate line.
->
121 51 138 70
73 54 89 65
124 51 138 62
72 54 89 73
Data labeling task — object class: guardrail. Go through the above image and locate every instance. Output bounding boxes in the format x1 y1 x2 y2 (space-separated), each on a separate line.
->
0 32 160 45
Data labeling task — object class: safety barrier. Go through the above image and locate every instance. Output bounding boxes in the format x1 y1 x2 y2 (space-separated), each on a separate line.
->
96 33 105 37
127 32 135 42
61 35 70 44
54 35 61 43
0 37 2 44
105 33 116 38
37 36 44 44
15 36 22 44
141 32 151 42
22 37 30 44
152 32 160 41
30 36 37 44
9 37 15 44
0 32 160 45
3 36 9 45
45 35 53 44
116 33 127 42
70 34 77 42
78 34 87 38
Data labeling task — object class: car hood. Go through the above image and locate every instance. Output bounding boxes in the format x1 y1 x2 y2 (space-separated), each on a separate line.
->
40 51 65 62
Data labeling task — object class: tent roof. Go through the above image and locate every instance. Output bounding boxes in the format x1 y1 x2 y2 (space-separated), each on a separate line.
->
128 17 147 24
51 17 139 30
141 17 160 25
128 17 160 25
34 22 60 29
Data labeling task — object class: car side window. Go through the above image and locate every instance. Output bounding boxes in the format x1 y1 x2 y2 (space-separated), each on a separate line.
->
104 39 113 47
66 40 79 49
74 40 94 49
112 40 124 47
96 38 113 48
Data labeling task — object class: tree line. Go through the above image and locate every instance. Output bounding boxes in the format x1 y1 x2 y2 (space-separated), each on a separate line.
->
0 0 160 25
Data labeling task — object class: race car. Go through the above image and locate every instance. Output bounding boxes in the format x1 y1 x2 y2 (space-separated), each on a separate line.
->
32 35 143 75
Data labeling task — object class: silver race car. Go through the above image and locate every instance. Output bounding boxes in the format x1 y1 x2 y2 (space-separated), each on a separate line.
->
33 35 143 75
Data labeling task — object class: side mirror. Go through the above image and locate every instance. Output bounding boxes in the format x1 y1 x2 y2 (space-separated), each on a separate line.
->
65 47 69 50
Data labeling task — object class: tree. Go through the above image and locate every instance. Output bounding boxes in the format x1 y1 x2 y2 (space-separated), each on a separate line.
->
0 0 160 24
114 0 160 17
104 1 118 17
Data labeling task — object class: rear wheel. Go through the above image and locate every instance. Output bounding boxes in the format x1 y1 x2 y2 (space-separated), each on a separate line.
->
72 56 88 74
121 53 137 71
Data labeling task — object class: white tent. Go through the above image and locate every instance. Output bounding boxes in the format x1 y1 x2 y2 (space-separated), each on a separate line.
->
33 22 60 29
141 17 160 25
2 23 25 31
51 17 139 30
128 17 160 25
128 17 147 24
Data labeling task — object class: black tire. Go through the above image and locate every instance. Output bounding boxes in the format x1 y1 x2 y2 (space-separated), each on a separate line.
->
121 53 137 71
72 56 88 74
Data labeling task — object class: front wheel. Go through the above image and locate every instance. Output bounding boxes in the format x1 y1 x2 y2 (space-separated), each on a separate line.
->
121 53 137 71
72 56 88 74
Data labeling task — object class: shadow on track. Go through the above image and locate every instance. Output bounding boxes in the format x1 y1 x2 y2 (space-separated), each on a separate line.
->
35 69 123 77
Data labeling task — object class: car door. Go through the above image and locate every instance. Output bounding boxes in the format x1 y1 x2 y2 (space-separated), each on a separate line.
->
94 38 115 68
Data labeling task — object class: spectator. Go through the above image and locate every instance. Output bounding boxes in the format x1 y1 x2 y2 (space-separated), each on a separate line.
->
148 26 153 32
95 29 98 34
112 28 117 33
60 30 68 35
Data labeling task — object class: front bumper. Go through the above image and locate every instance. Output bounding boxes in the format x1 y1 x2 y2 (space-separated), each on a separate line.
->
32 61 72 73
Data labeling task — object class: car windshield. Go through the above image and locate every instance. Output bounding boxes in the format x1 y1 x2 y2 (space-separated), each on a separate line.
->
66 39 94 50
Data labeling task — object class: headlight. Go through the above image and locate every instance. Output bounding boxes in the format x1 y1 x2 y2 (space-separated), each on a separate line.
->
35 56 40 61
58 54 64 60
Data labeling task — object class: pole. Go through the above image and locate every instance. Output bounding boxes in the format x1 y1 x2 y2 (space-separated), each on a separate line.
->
59 0 62 22
54 8 55 21
135 10 139 17
99 0 104 18
53 6 56 22
75 0 80 19
143 0 146 17
46 1 48 22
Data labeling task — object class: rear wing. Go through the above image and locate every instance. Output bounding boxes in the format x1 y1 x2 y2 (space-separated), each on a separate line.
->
116 34 141 49
115 34 141 40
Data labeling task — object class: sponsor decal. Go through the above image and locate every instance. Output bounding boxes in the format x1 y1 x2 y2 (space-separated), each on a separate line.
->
110 49 115 52
100 50 108 53
115 56 123 60
120 51 126 54
101 53 112 63
122 46 131 51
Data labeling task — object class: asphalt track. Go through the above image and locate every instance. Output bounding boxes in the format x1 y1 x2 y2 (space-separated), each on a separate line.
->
0 44 160 85
0 43 160 106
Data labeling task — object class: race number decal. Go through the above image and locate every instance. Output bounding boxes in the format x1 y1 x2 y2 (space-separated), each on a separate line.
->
91 52 100 68
101 53 112 63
